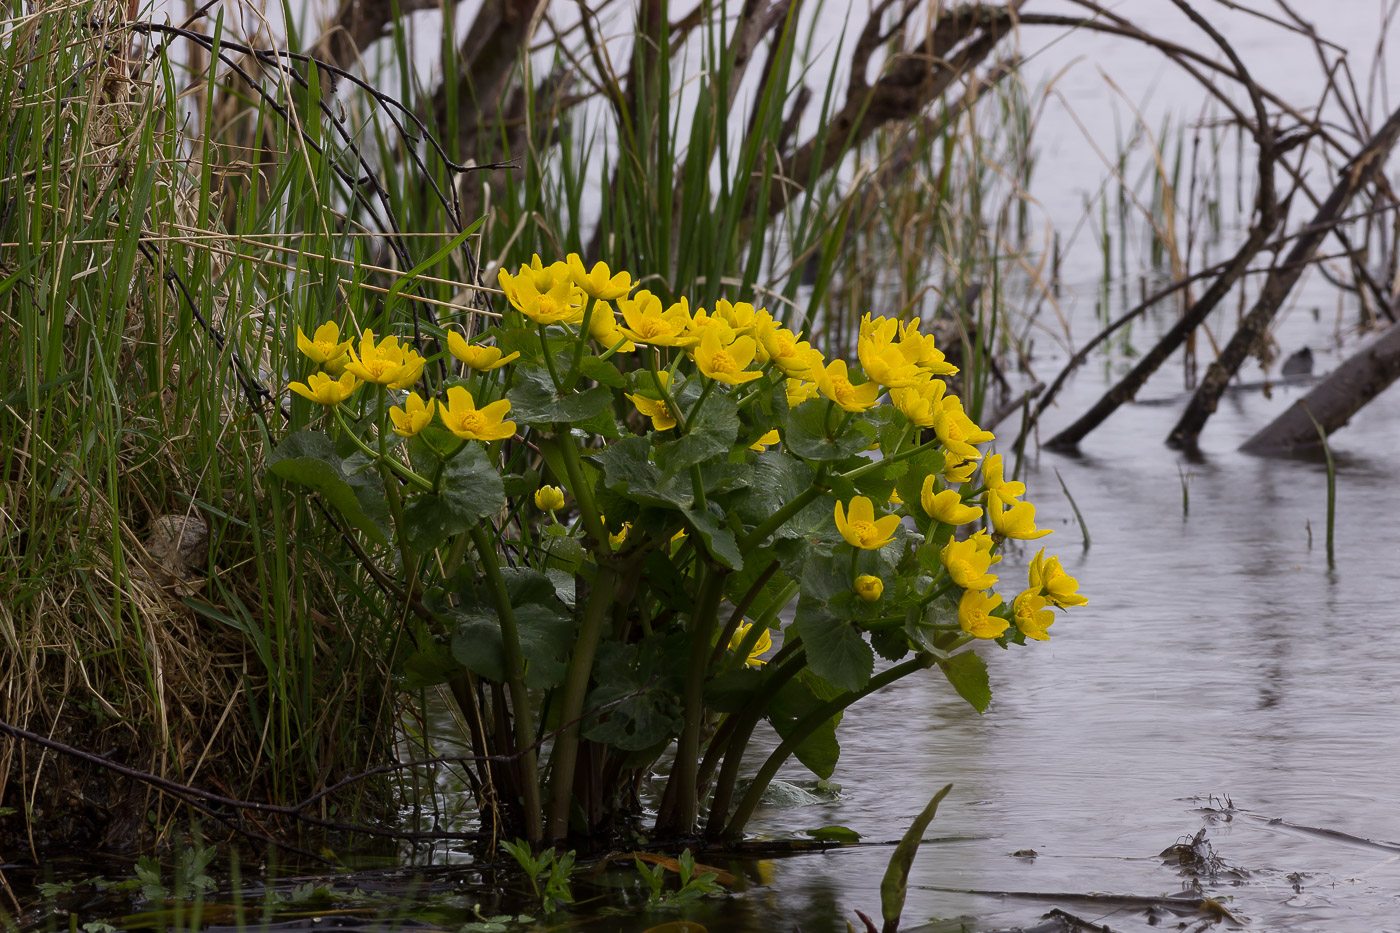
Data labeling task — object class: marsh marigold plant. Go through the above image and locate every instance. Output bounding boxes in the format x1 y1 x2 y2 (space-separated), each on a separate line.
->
271 255 1088 846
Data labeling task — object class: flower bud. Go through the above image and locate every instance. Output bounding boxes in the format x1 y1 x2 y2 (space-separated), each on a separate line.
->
854 574 884 602
534 485 565 511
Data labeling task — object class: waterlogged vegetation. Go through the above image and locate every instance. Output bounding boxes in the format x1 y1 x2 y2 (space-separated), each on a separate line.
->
5 0 1400 929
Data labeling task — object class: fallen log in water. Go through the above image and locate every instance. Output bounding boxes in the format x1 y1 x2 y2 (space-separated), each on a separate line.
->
1241 322 1400 454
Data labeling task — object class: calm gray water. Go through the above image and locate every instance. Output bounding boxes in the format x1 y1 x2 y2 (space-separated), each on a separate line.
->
652 4 1400 930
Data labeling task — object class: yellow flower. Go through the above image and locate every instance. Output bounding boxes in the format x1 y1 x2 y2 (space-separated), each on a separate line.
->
609 521 631 548
970 529 1001 564
534 485 566 511
920 477 983 525
890 379 947 428
296 321 352 370
958 589 1008 639
729 622 772 668
932 397 994 461
897 319 959 375
1029 548 1088 608
388 391 436 436
389 345 426 390
888 488 904 506
587 304 636 352
1012 588 1055 641
687 307 738 351
757 321 823 380
566 253 632 300
854 574 884 602
714 299 762 336
858 314 927 388
785 379 819 408
988 491 1053 540
817 359 882 412
628 392 677 431
694 329 763 385
625 371 678 431
441 386 516 442
447 332 519 370
940 537 998 590
499 269 585 326
834 496 901 550
944 456 978 485
981 454 1025 503
344 329 418 387
290 371 359 406
749 429 781 451
617 291 697 347
515 254 572 293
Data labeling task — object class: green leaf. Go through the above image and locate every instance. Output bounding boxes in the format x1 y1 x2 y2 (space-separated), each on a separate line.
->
806 825 862 843
401 443 506 554
682 508 743 570
881 784 954 932
894 449 949 525
578 356 626 388
508 377 613 426
656 392 739 474
400 641 461 689
268 431 389 545
593 435 692 510
502 567 558 607
728 450 813 528
939 650 991 713
515 604 576 690
584 641 685 752
451 614 506 683
448 606 574 690
794 599 872 692
784 402 878 461
906 594 958 654
768 671 844 778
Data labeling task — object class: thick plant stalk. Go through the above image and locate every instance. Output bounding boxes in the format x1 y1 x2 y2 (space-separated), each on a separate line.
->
469 525 542 843
656 564 727 835
702 650 807 838
722 653 935 838
544 564 618 842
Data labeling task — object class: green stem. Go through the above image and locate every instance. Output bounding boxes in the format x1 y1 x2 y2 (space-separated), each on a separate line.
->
544 434 609 552
538 324 564 392
703 649 807 837
332 405 432 490
660 561 727 834
688 376 718 427
690 463 708 512
431 436 473 494
648 348 688 432
709 559 781 669
722 653 935 838
738 475 826 555
563 294 598 390
544 564 618 842
842 436 944 482
468 524 543 843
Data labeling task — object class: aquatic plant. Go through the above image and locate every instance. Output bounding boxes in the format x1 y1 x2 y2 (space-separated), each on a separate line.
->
273 255 1088 843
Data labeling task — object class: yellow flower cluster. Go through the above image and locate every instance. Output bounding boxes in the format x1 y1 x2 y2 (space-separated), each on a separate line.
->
498 254 634 351
293 256 1085 651
289 323 515 443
